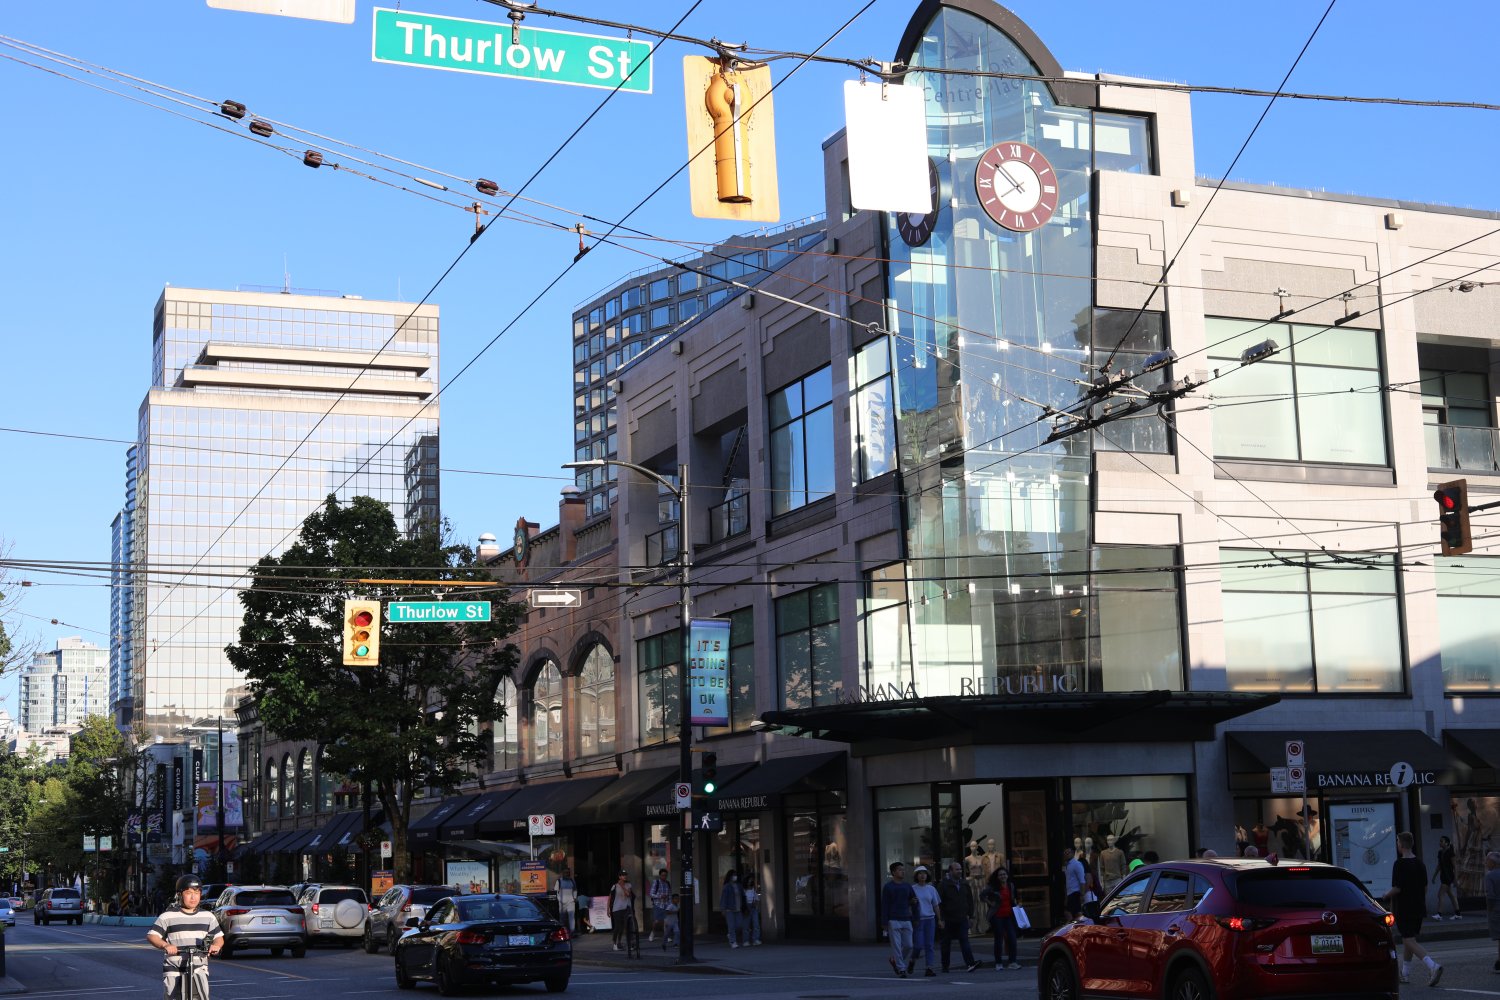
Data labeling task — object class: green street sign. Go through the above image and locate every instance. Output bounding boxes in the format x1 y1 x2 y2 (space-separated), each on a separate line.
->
387 600 492 623
0 846 10 853
372 8 652 93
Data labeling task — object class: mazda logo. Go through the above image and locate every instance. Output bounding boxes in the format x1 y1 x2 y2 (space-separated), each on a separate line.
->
1322 912 1339 925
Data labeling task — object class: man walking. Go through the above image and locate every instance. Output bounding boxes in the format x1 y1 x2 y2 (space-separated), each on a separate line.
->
938 862 980 973
608 871 635 952
1384 831 1443 986
552 868 578 935
147 874 223 1000
882 861 916 978
647 868 671 943
1062 847 1087 922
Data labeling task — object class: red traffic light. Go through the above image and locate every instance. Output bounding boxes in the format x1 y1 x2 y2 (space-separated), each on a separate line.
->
351 609 374 627
1437 492 1458 512
1434 480 1472 556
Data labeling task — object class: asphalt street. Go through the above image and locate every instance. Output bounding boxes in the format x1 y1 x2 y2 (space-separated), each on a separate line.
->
6 920 1500 999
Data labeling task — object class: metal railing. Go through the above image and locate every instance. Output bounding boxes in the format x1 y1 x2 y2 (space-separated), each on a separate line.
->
1426 423 1500 472
645 523 681 567
709 494 749 543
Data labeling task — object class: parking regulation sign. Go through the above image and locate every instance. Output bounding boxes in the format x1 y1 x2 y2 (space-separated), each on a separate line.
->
1288 765 1307 793
528 813 555 836
1285 740 1305 766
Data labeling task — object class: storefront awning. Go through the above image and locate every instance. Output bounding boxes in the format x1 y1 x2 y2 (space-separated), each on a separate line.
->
569 767 678 826
246 829 298 855
441 790 521 841
281 825 324 855
635 762 758 820
1227 729 1465 788
711 751 845 811
409 794 478 845
1446 729 1500 771
761 692 1278 746
475 776 615 836
304 811 363 853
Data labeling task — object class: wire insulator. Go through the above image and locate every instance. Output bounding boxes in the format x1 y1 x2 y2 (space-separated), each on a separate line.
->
248 119 274 138
475 178 500 197
303 150 324 169
219 100 246 120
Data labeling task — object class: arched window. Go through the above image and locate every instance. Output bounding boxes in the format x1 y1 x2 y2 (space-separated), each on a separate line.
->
493 677 520 771
317 747 336 812
529 660 565 765
266 758 279 819
298 749 314 814
281 753 295 817
576 645 616 756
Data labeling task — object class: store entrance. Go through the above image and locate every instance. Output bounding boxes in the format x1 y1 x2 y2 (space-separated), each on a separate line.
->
1004 782 1057 932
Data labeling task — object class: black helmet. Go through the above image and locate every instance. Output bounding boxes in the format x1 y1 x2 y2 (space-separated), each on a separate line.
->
176 875 203 894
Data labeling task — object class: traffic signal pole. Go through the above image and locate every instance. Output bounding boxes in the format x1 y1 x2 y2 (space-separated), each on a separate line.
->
674 461 696 965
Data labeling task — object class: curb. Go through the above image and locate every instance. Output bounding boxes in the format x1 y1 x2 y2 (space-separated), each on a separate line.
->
0 974 23 995
574 956 743 975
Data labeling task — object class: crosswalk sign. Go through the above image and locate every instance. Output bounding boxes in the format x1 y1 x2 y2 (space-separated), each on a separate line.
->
697 811 723 833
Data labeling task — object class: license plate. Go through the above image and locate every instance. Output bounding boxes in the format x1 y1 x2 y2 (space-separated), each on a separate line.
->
507 934 533 947
1310 934 1343 954
260 916 279 925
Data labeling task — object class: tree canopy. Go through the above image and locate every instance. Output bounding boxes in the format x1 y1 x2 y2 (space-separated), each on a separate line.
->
224 495 521 879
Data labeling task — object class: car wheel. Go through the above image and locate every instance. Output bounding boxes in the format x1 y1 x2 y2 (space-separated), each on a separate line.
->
364 924 380 954
1170 966 1213 1000
31 912 38 925
435 954 463 996
544 974 570 993
387 928 400 956
395 954 416 990
1042 956 1080 1000
219 940 235 960
292 943 307 958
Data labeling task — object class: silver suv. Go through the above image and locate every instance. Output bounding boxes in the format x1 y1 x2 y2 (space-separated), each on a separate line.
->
364 884 452 955
34 887 83 926
297 883 369 946
213 885 307 958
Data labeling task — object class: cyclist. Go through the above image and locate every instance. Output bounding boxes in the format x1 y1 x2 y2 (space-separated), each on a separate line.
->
146 875 223 999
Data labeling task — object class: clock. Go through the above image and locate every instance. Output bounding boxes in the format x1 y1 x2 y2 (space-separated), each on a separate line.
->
513 516 532 569
896 157 942 247
974 141 1059 232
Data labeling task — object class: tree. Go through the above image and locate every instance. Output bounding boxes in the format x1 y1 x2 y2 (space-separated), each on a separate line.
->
225 495 521 881
66 715 132 904
0 537 41 678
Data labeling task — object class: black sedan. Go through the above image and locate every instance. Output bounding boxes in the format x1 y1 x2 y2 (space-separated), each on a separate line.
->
393 893 572 994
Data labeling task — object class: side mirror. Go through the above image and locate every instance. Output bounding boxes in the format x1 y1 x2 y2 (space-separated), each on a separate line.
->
404 917 422 928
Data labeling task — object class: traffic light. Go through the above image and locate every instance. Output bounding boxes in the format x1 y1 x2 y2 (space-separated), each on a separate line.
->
1435 479 1472 556
702 752 718 795
342 598 382 666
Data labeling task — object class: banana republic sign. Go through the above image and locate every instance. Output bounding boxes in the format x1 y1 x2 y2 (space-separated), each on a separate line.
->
1316 761 1438 790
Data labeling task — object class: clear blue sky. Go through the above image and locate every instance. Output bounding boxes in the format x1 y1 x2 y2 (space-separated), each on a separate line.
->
1 0 1495 717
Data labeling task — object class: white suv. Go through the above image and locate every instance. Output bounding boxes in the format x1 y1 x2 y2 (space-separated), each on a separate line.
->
298 884 369 946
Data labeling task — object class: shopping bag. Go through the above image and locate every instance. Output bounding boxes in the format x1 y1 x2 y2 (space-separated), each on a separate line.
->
1013 906 1031 930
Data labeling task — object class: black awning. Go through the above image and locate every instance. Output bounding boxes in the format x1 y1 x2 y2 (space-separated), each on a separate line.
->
475 776 615 836
1227 729 1464 786
281 825 324 855
1447 729 1500 770
409 795 478 845
305 811 362 853
441 790 521 841
711 751 846 811
247 829 297 855
635 761 758 821
761 691 1278 746
569 767 677 826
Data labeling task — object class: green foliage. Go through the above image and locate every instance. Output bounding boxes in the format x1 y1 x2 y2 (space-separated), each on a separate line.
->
224 495 521 878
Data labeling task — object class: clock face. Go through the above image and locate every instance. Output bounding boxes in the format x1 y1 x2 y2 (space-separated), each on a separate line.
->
513 517 531 568
974 141 1059 232
896 157 942 247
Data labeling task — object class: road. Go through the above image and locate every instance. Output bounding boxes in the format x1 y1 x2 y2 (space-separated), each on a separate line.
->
6 920 1500 998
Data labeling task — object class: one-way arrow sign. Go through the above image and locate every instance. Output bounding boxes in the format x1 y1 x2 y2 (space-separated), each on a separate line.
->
529 589 581 608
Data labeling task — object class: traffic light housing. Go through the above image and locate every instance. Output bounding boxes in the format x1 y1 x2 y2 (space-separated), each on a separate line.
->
342 598 382 666
702 752 718 795
1435 479 1472 556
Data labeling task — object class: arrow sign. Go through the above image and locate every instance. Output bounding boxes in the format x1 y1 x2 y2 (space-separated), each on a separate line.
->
530 590 581 608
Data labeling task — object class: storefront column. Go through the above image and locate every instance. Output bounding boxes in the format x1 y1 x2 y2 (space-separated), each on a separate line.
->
1194 739 1235 855
846 756 876 942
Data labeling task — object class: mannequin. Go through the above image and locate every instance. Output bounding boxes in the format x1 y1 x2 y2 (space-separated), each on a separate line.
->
1097 833 1127 894
967 841 990 933
981 838 1002 878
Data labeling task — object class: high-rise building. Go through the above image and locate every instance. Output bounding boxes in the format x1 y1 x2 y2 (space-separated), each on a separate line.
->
20 636 108 731
109 445 138 728
114 286 440 736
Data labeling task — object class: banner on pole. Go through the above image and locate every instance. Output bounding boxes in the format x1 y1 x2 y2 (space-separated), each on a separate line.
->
688 618 732 725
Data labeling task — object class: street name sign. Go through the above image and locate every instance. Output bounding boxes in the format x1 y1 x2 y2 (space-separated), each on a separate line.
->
372 8 652 93
388 600 491 622
530 590 581 608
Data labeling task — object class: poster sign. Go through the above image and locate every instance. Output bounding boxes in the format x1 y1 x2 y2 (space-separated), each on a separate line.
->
196 781 245 829
172 758 185 812
1329 801 1396 898
588 894 612 930
446 860 491 895
519 860 548 895
688 618 732 725
1270 767 1289 794
372 870 395 897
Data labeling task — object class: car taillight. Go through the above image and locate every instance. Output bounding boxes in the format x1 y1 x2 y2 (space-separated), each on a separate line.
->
310 903 320 915
401 904 413 913
224 908 249 918
454 930 488 945
1383 913 1395 927
1217 916 1277 931
548 927 570 943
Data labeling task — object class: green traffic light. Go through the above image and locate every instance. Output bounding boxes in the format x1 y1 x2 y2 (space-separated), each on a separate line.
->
704 780 716 794
355 644 370 657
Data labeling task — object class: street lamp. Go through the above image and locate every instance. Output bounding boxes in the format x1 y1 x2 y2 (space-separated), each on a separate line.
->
564 458 696 963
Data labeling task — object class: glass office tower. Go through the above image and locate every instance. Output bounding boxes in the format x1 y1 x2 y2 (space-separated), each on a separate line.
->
121 287 440 736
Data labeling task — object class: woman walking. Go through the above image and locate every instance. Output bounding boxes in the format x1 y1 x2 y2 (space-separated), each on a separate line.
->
910 866 943 976
980 868 1021 970
720 870 747 948
1434 835 1461 920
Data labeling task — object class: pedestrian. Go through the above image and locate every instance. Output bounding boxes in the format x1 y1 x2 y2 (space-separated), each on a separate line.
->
720 869 747 948
552 867 578 935
1127 850 1158 873
882 861 916 978
1383 831 1443 986
608 870 635 952
980 867 1020 970
1485 851 1500 972
742 873 763 945
647 868 671 942
1433 835 1460 920
147 874 223 1000
910 865 942 976
938 861 980 973
1062 847 1086 922
662 893 681 948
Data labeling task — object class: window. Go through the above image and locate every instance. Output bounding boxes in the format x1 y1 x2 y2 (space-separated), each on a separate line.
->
777 583 841 709
1437 558 1500 691
860 564 911 696
1095 547 1182 691
1093 309 1170 454
650 305 672 329
649 277 671 302
493 677 520 771
529 660 564 766
1101 872 1151 917
1220 549 1402 693
1147 872 1192 912
1090 112 1154 174
576 644 616 755
705 609 755 733
852 338 896 480
678 297 702 324
1208 318 1386 466
622 286 643 311
769 366 835 515
281 753 294 816
1422 368 1493 470
679 270 700 292
317 748 336 812
266 759 279 819
636 631 680 746
298 749 313 814
1072 775 1191 877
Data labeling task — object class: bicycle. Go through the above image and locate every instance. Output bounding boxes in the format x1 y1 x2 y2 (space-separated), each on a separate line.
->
624 909 641 959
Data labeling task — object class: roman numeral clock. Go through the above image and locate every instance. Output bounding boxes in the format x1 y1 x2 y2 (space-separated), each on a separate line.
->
974 141 1058 232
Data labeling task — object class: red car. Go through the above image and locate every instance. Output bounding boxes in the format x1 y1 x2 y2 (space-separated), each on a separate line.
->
1037 857 1397 1000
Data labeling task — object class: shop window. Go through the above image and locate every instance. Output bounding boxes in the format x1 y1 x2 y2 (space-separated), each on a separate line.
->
1220 549 1403 693
769 366 835 516
1092 309 1170 454
1207 318 1387 466
528 660 565 766
317 748 336 812
636 631 680 747
493 677 520 771
777 583 842 709
297 749 313 814
281 753 294 816
576 644 616 756
266 758 279 819
860 564 912 696
785 790 849 937
1437 558 1500 691
1072 775 1190 881
852 338 896 480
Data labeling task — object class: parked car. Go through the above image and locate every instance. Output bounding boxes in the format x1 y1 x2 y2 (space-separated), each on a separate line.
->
6 897 23 911
34 887 84 926
199 883 231 907
0 898 14 927
297 883 369 946
366 884 452 956
393 893 571 994
213 885 307 958
1036 858 1398 1000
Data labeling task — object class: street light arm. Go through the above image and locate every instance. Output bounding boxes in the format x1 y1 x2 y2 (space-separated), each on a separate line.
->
562 458 677 496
